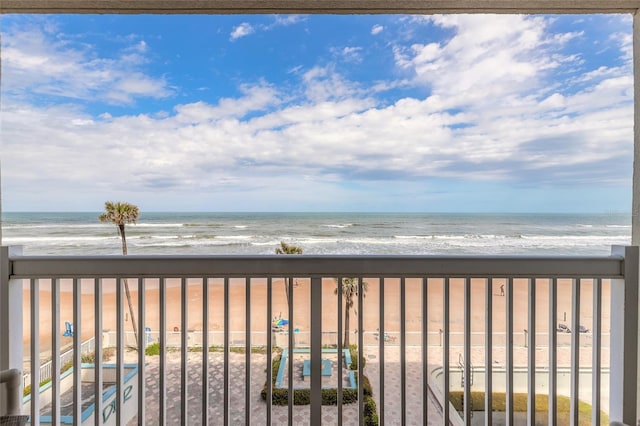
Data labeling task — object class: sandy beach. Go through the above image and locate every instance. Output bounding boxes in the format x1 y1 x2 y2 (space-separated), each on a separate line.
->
22 277 610 365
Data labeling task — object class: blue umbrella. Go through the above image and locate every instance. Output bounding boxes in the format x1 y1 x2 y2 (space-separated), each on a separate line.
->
273 318 289 327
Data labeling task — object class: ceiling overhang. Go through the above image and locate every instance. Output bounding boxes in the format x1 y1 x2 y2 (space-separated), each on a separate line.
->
1 0 640 14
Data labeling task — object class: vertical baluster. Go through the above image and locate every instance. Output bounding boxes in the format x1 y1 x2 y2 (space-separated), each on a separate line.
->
549 278 557 425
378 277 384 426
73 278 82 426
570 278 580 425
400 277 406 425
485 278 492 426
94 279 103 426
337 276 343 426
159 278 167 426
266 278 273 425
287 276 293 426
138 278 146 425
357 277 364 425
506 277 513 426
463 278 471 424
310 276 322 426
180 278 188 425
202 278 210 424
527 278 535 426
30 279 40 426
116 278 124 426
52 279 60 426
224 277 230 426
443 278 450 424
245 278 251 426
592 278 602 426
421 277 428 426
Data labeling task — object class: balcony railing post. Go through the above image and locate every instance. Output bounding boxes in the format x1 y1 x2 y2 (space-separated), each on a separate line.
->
0 246 24 415
310 277 322 426
610 245 639 425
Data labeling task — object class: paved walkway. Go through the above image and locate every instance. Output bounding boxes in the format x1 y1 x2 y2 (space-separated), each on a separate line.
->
123 347 444 425
122 344 604 425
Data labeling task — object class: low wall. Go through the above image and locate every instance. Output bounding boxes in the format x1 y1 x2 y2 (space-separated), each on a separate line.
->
431 366 610 413
23 364 138 425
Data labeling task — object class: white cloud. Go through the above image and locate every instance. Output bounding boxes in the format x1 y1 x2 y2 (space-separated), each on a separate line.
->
0 15 633 210
0 23 172 104
397 15 563 105
615 31 633 62
268 15 307 28
330 46 363 63
174 83 281 122
230 15 306 40
302 66 364 102
230 23 255 41
371 24 384 35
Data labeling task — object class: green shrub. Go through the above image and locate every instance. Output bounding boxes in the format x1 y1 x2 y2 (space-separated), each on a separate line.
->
81 349 114 364
205 345 270 354
260 353 371 405
81 352 96 363
102 347 115 360
361 373 373 397
145 342 160 356
61 360 74 374
348 344 366 370
340 389 359 404
23 378 52 397
364 396 379 426
261 387 363 406
322 389 338 405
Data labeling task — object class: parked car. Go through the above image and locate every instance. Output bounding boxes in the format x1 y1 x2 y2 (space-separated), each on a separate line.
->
578 325 590 333
557 323 571 333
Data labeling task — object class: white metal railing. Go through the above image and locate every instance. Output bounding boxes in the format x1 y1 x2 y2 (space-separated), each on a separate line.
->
0 246 638 425
22 337 96 391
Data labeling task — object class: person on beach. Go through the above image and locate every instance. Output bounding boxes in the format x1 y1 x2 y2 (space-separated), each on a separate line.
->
500 284 505 296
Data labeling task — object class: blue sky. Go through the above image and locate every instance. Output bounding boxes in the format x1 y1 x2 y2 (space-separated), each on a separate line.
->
0 13 633 212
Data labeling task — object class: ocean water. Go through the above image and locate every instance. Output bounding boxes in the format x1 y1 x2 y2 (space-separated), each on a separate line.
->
0 212 632 256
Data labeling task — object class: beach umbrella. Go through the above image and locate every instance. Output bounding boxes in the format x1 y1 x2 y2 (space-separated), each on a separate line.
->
273 318 289 327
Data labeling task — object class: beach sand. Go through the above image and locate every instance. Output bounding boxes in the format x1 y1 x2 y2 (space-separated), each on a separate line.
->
22 277 610 366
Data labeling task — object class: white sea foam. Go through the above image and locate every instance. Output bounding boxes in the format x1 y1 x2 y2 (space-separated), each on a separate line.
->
3 212 631 256
135 223 185 228
251 240 284 246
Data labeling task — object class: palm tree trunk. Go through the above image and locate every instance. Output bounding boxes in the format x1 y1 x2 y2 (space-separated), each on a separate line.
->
284 278 290 308
119 226 139 347
344 301 350 347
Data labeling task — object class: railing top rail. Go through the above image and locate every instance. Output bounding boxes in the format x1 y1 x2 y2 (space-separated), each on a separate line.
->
7 253 625 279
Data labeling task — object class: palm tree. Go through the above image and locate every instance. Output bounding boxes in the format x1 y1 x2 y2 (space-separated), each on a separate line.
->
275 241 302 308
99 201 140 346
335 277 368 347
